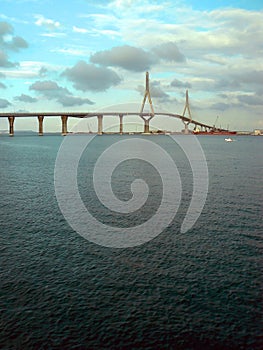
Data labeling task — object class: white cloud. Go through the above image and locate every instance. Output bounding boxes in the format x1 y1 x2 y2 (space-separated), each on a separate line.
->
62 61 122 92
34 15 61 30
40 33 66 38
90 45 156 72
108 0 165 14
80 13 117 27
73 26 88 34
92 29 121 38
51 48 89 56
0 61 60 78
0 97 11 108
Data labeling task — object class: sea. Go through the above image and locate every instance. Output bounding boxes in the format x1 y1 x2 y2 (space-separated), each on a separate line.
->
0 133 262 350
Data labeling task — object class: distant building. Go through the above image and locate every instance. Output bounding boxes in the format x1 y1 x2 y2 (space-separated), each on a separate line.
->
252 129 263 136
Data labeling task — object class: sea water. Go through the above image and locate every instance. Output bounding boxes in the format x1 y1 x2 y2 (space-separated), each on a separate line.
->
0 134 262 349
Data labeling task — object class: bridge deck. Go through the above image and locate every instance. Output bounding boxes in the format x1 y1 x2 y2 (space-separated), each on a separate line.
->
0 111 227 131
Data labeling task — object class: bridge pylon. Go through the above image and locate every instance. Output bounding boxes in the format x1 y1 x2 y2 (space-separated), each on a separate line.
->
140 71 154 133
182 89 192 134
182 89 192 121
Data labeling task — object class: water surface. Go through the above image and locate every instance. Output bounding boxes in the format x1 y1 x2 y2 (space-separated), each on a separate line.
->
0 135 262 349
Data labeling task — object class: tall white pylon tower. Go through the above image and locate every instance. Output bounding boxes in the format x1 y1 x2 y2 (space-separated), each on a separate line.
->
140 71 155 115
182 89 192 122
182 89 192 134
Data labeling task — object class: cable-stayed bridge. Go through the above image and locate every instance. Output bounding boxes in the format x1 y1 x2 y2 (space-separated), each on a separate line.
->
0 72 233 136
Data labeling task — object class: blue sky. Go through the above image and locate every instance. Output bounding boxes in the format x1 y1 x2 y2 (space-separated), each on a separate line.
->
0 0 262 132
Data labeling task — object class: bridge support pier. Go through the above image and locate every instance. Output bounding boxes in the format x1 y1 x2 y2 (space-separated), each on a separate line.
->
140 115 153 134
38 116 44 136
61 115 68 135
119 114 123 134
183 121 189 134
144 119 150 133
97 115 103 135
8 116 15 136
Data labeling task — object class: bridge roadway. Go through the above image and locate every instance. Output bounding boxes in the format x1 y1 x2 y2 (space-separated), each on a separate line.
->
0 111 228 136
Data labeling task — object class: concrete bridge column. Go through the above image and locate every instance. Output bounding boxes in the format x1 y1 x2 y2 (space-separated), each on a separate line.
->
183 121 189 134
144 119 150 133
97 115 103 135
119 114 123 134
140 114 153 134
61 115 68 135
38 116 44 136
8 116 15 136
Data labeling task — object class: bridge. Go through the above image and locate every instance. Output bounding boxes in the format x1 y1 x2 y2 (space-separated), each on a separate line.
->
0 72 231 136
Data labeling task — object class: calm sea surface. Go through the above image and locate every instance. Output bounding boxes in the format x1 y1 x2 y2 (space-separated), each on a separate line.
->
0 134 262 349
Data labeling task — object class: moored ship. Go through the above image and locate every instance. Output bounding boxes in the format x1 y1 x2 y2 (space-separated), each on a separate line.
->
193 129 237 135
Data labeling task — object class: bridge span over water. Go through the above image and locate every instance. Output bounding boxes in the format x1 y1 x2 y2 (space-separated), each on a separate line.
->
0 72 231 136
0 111 229 136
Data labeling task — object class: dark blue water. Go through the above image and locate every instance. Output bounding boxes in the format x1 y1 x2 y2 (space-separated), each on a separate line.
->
0 134 262 349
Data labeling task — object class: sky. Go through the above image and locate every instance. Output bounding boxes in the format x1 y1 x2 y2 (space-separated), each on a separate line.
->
0 0 262 132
